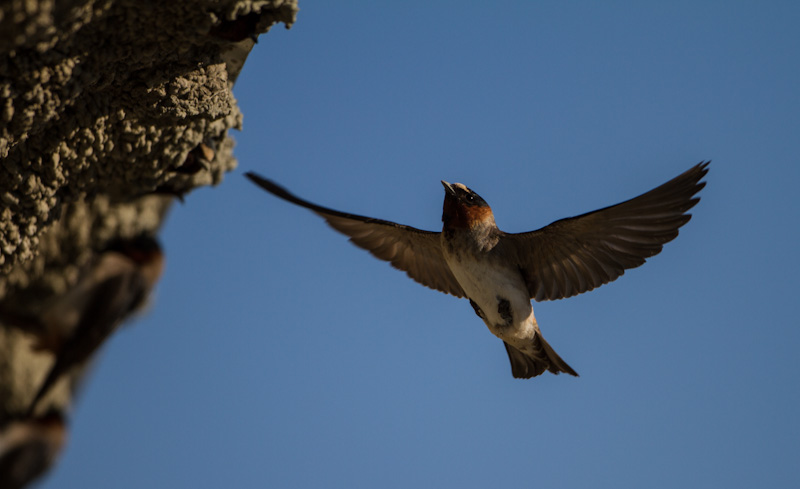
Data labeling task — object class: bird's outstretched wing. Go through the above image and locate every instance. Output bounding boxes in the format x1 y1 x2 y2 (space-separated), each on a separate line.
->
246 173 466 297
505 162 709 301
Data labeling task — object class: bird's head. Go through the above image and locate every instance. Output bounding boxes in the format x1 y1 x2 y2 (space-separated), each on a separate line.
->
103 235 165 286
105 235 162 264
441 181 496 230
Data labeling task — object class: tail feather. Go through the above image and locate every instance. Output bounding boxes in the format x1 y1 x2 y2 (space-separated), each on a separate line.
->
503 334 579 379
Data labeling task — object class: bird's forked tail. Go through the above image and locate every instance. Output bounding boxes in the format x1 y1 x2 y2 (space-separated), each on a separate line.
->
503 334 579 379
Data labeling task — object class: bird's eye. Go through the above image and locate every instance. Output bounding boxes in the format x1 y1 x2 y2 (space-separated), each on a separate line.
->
466 194 475 203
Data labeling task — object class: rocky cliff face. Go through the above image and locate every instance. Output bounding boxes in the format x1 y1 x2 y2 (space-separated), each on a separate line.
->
0 2 296 482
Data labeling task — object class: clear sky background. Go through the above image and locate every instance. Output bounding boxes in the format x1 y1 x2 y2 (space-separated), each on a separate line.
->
42 2 799 488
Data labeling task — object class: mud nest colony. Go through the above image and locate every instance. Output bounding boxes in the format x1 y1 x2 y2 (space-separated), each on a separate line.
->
0 1 297 485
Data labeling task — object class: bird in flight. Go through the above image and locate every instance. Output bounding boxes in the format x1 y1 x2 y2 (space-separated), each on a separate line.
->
246 162 708 378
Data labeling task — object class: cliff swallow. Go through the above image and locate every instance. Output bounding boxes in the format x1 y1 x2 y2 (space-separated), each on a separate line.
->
0 410 66 489
246 162 708 378
172 141 215 175
26 235 164 415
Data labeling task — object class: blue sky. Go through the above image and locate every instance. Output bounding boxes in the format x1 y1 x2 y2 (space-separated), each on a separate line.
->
42 2 799 488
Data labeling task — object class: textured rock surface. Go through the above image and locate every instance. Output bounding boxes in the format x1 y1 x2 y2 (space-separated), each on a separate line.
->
0 0 297 443
1 0 296 275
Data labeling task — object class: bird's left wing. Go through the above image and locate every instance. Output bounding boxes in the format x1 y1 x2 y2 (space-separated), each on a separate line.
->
503 162 709 301
246 173 466 298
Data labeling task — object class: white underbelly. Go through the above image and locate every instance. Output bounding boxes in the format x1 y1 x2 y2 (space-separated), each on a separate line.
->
446 256 537 341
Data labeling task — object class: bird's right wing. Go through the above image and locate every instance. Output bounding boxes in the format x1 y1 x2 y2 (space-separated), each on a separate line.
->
246 173 466 298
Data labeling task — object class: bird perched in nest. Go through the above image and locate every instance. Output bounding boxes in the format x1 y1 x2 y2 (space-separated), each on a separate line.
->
246 162 708 379
17 236 164 416
0 409 66 489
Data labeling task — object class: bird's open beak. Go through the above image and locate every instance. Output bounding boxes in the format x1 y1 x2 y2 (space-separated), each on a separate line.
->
441 180 456 196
